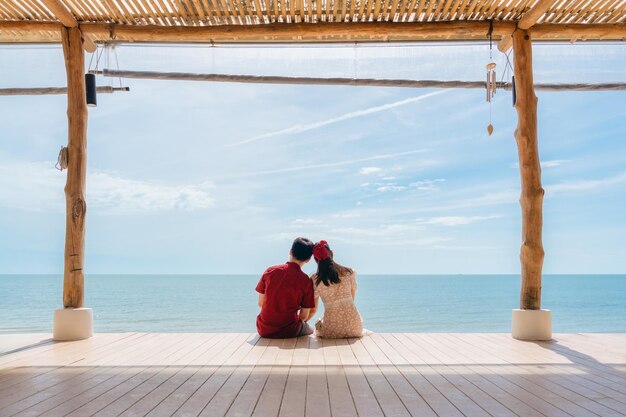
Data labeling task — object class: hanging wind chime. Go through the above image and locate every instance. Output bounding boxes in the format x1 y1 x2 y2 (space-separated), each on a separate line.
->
486 21 497 136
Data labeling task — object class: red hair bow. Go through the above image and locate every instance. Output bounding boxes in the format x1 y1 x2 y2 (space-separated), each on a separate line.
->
313 240 329 260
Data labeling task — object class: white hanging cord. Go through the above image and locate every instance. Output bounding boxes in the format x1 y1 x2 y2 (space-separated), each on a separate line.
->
113 44 123 88
353 42 358 79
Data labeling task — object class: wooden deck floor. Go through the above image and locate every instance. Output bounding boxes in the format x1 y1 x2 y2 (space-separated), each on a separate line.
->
0 333 625 417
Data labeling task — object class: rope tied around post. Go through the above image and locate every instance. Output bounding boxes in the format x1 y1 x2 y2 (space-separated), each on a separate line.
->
56 146 69 171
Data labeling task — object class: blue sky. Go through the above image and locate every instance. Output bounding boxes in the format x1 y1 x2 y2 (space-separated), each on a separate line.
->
1 42 625 275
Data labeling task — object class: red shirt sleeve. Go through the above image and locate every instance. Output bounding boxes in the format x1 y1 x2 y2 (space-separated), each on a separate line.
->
255 272 267 294
301 279 315 308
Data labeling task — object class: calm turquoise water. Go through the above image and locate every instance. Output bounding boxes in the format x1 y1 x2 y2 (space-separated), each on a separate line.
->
1 275 625 333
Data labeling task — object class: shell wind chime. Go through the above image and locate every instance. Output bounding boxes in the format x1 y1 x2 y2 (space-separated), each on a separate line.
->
486 21 496 136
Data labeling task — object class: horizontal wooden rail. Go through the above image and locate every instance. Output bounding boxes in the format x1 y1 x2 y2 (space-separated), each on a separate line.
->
97 69 626 91
0 86 129 96
1 21 624 44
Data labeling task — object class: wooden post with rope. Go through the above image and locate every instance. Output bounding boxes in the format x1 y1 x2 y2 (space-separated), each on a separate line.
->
511 29 551 341
53 26 93 341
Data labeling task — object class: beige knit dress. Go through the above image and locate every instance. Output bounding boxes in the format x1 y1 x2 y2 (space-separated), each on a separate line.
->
313 270 363 338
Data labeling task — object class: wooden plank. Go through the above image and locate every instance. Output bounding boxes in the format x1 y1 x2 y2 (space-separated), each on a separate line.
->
144 333 249 417
0 334 52 356
81 334 217 416
477 334 626 397
35 334 210 417
223 337 284 417
391 334 492 417
321 338 358 417
278 337 310 417
360 335 438 417
169 333 260 417
305 336 330 417
251 337 298 417
197 336 271 416
113 335 228 417
0 333 147 404
0 333 128 371
1 333 179 416
417 334 548 417
334 338 384 417
349 337 412 417
444 333 626 417
65 334 225 416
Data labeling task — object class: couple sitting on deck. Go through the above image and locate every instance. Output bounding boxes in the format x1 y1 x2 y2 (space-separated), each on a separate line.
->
255 237 365 339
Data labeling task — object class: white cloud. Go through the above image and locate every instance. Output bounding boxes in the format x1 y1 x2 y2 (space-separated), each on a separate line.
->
0 160 215 214
409 179 446 190
511 160 571 169
546 171 626 194
542 160 571 168
365 178 445 193
359 167 383 175
291 218 322 226
377 184 408 192
89 172 214 214
416 215 501 227
224 90 451 148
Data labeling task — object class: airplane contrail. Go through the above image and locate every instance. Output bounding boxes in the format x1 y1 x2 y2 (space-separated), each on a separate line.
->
224 89 451 148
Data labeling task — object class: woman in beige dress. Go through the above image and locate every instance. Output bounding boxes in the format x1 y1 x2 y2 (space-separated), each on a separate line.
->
309 240 364 338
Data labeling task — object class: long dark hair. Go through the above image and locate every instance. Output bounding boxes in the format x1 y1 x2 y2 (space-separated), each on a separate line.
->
314 241 353 287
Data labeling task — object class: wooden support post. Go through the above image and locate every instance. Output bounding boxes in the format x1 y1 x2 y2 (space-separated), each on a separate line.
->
513 29 545 310
61 26 88 308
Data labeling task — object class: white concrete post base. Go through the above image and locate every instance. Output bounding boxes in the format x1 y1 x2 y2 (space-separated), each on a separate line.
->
512 309 552 341
53 308 93 341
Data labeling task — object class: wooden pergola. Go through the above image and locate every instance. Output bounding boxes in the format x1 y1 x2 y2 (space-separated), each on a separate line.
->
1 0 625 341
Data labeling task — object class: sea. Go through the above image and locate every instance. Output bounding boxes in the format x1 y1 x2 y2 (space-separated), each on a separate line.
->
1 275 625 334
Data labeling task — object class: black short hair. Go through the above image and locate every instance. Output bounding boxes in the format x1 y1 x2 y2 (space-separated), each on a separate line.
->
291 237 314 262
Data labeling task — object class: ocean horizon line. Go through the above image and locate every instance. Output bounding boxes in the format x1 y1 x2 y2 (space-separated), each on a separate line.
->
2 273 626 277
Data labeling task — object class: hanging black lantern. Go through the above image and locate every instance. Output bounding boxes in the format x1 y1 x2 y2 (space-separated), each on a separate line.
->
512 75 517 107
85 73 97 107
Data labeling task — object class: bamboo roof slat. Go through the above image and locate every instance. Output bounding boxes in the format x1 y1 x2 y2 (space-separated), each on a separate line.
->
397 0 412 21
1 1 30 20
290 0 297 22
348 0 356 21
25 0 58 20
553 0 587 23
388 0 399 21
280 0 288 22
356 0 365 21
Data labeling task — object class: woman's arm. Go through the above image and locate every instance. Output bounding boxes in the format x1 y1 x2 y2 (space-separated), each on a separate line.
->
351 271 357 300
258 294 265 308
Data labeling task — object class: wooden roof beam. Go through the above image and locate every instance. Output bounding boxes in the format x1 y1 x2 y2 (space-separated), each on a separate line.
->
39 0 96 52
499 0 559 52
1 21 625 44
79 21 518 42
41 0 77 27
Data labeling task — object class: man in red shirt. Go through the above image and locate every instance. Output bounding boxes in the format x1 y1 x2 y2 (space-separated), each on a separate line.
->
255 237 315 338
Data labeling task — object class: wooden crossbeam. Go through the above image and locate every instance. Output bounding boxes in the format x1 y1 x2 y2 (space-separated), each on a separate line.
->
498 0 559 52
38 1 96 52
41 0 77 27
1 21 624 44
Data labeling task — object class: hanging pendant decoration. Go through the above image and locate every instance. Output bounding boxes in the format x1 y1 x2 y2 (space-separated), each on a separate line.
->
486 20 496 136
486 62 497 103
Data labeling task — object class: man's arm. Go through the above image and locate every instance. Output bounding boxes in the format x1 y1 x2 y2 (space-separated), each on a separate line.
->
307 297 319 320
299 308 312 322
258 294 265 309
